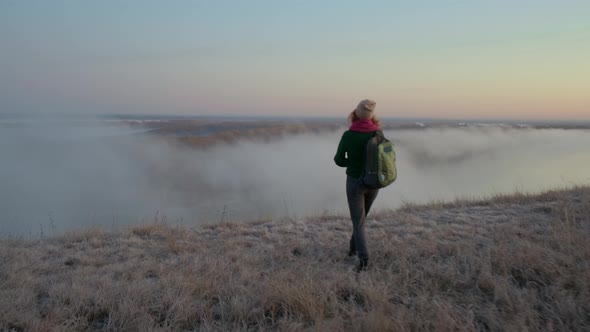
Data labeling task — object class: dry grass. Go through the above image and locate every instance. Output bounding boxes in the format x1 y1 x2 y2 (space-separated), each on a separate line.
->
1 187 589 331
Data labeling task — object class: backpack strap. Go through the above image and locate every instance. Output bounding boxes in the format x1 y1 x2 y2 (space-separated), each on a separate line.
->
374 130 385 142
360 130 382 182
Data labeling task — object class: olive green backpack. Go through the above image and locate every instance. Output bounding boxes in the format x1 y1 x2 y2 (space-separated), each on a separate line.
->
361 130 397 189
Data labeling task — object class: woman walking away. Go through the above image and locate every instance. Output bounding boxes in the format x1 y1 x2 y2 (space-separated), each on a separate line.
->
334 99 381 272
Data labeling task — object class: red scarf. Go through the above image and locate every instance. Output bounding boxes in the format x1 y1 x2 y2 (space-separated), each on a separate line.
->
350 119 379 133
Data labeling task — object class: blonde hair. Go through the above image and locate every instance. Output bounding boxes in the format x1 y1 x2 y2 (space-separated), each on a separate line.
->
348 111 381 128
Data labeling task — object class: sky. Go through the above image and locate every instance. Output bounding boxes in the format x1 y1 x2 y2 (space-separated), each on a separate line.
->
1 1 589 120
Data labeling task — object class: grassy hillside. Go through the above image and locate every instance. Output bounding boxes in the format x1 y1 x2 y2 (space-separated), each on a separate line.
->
1 187 589 331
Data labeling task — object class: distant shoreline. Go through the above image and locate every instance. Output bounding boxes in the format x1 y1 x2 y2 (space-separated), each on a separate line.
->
2 113 590 130
2 112 590 123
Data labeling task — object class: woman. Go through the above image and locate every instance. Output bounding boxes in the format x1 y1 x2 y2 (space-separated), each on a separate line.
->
334 99 381 272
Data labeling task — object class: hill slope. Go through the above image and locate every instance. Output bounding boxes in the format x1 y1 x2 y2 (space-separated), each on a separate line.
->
1 187 589 331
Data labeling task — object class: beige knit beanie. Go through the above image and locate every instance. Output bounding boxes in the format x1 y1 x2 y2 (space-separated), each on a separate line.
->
355 99 376 120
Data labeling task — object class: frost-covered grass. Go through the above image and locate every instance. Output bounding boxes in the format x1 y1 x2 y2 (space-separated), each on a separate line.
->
1 187 589 331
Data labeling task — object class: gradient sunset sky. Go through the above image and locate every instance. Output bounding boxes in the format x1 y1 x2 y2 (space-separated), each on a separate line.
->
1 1 589 120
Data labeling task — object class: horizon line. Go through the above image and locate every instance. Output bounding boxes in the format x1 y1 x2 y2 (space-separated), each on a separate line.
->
2 112 590 124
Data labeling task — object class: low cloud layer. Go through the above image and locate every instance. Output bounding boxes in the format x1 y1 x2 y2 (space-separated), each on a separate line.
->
2 121 590 234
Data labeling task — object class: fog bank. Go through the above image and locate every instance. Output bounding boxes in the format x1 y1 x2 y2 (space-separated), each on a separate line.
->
2 122 590 234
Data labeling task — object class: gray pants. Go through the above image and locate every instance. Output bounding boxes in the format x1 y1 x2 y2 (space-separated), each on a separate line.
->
346 176 379 261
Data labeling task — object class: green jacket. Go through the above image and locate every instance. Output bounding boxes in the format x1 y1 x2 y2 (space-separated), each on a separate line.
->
334 130 376 178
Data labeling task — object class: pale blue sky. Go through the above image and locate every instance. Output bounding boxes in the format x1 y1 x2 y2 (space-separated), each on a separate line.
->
1 1 589 119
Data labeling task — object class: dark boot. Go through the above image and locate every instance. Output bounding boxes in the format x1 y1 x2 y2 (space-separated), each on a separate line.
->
355 258 368 273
